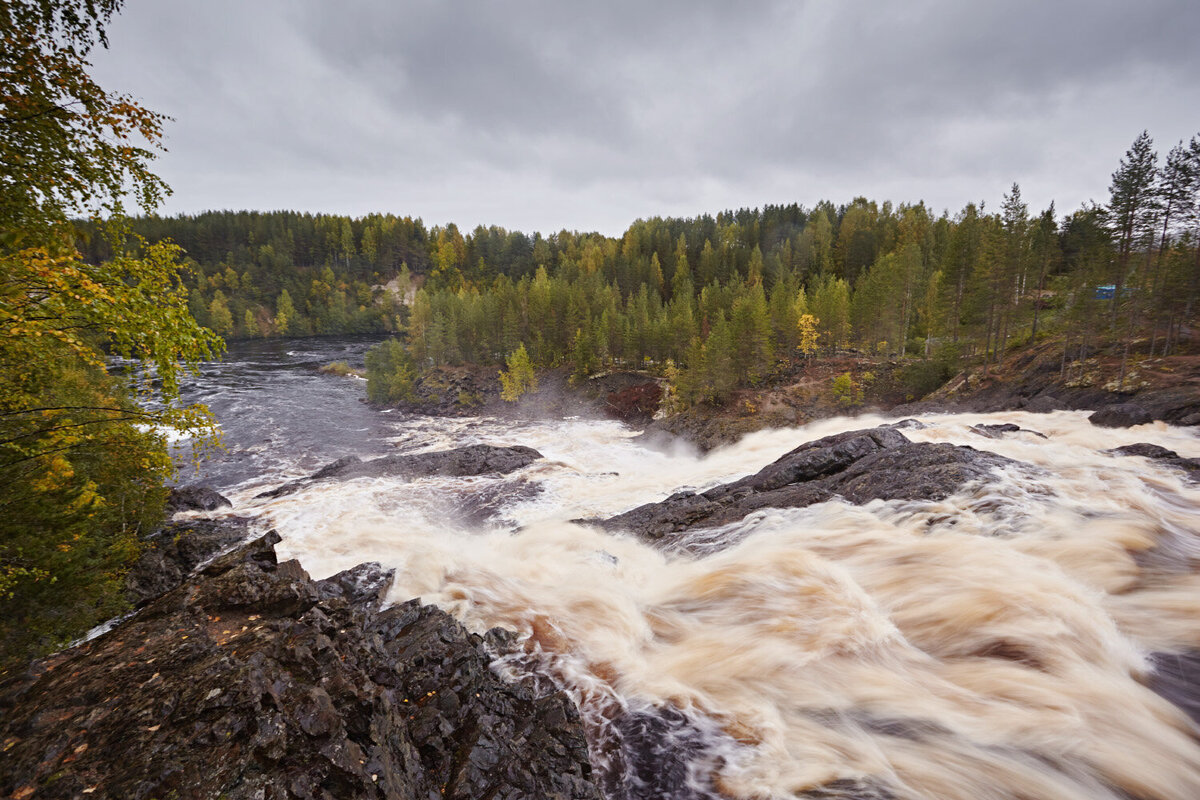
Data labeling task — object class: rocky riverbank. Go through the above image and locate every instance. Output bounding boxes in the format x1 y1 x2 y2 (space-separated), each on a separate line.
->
641 346 1200 452
0 526 601 800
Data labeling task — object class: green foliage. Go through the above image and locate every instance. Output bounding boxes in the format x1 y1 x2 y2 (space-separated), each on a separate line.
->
0 0 222 668
499 343 537 402
0 0 167 246
0 353 171 663
364 339 418 404
831 372 868 407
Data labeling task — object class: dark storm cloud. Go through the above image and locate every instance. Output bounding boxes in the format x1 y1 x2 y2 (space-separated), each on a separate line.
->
90 0 1200 232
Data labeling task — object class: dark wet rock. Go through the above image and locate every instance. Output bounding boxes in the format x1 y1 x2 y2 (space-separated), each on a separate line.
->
166 483 232 513
1107 442 1200 482
313 562 395 610
124 516 254 607
970 422 1047 439
1022 394 1063 413
0 532 601 800
1147 650 1200 726
595 427 1018 540
1109 443 1180 459
601 704 725 800
1089 403 1154 428
258 443 544 498
887 418 928 430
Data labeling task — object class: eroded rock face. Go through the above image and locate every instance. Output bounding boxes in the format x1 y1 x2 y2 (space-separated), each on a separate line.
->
0 532 600 800
257 443 544 498
595 426 1018 540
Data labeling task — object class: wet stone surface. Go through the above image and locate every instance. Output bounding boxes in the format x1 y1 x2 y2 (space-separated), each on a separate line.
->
256 443 544 498
0 532 600 800
595 426 1019 541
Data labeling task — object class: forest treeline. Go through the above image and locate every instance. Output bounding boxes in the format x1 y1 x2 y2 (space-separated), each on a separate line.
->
95 129 1200 405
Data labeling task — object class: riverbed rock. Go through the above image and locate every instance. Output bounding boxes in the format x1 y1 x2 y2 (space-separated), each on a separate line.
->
595 426 1019 540
0 532 601 800
1107 442 1200 481
451 477 544 526
1089 402 1154 428
1148 650 1200 726
969 422 1047 439
257 443 544 498
166 484 233 513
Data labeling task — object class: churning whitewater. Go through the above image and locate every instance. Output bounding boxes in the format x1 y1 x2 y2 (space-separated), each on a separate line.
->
177 342 1200 800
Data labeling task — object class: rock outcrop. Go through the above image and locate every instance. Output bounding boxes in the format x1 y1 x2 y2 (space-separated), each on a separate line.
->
597 426 1018 540
166 484 233 513
124 516 254 606
257 443 544 498
0 532 600 800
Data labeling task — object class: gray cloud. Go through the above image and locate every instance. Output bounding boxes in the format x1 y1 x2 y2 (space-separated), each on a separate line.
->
90 0 1200 233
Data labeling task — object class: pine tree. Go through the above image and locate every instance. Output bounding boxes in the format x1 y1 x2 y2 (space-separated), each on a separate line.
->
1106 131 1159 323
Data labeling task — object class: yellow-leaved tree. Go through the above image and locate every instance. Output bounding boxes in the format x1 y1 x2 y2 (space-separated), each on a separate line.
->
0 0 222 667
499 343 537 401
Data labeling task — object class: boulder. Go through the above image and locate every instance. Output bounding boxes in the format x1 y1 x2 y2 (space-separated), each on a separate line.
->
969 423 1046 439
258 443 543 498
1089 403 1153 428
166 484 232 513
595 426 1018 541
1107 442 1200 481
1108 442 1179 459
0 533 600 800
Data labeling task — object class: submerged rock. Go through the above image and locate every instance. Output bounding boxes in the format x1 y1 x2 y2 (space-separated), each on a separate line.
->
1148 650 1200 726
0 532 600 800
257 443 544 498
595 426 1018 540
969 422 1047 439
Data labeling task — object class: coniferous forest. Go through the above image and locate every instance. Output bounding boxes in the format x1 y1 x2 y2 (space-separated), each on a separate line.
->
84 130 1200 407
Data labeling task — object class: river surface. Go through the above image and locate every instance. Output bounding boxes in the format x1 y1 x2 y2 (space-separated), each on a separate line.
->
174 337 1200 800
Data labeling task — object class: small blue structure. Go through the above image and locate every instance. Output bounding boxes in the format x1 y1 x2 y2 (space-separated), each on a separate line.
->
1094 285 1116 300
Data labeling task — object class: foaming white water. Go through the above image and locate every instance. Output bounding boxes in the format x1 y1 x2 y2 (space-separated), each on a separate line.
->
221 410 1200 799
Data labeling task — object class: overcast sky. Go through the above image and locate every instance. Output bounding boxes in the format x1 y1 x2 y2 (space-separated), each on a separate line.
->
90 0 1200 236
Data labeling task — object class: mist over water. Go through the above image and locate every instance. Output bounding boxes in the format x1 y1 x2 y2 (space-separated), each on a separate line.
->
184 341 1200 799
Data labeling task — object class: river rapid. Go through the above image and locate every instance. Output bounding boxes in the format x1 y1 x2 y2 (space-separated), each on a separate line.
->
175 338 1200 800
